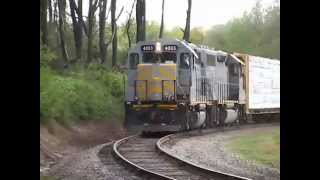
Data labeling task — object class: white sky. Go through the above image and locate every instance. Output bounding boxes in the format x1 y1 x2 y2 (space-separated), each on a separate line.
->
81 0 279 30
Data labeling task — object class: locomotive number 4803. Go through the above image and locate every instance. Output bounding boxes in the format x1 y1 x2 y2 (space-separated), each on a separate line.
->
141 45 155 51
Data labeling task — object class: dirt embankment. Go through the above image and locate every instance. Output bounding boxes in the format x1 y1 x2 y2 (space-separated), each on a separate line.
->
40 120 128 175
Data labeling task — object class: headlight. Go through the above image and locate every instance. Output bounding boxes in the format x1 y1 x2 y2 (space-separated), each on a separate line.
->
155 42 161 52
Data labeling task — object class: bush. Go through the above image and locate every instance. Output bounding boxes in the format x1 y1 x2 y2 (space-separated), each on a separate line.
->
40 45 57 67
40 66 126 126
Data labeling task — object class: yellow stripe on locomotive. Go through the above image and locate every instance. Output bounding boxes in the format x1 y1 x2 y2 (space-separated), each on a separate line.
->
136 64 176 101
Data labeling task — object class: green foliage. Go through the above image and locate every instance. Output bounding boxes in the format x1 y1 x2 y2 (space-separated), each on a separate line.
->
190 27 205 44
204 2 280 59
40 45 57 67
164 26 183 40
146 21 161 41
40 65 126 126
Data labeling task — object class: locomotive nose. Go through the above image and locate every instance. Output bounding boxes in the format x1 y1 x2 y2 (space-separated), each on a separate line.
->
135 64 176 101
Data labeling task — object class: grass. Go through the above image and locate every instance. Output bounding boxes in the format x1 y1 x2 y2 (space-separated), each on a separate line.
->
226 127 280 168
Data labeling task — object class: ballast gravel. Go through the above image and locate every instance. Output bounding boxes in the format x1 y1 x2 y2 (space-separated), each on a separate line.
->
47 142 142 180
162 126 280 180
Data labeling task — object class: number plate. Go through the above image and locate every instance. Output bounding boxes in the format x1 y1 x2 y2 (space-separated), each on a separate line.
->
163 45 177 51
141 45 155 52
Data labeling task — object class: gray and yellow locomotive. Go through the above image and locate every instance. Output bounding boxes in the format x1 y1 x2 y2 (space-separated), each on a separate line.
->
124 39 249 132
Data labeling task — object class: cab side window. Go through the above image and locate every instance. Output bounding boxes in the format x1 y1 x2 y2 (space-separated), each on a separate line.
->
217 55 226 63
207 54 216 66
129 53 139 69
180 53 191 69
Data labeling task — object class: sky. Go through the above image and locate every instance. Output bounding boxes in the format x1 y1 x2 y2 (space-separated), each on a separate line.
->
82 0 279 30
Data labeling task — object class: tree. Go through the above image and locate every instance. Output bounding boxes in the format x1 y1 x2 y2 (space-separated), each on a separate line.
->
87 0 99 65
53 0 58 24
203 1 280 59
205 25 226 50
136 0 146 42
183 0 191 41
40 0 48 45
69 0 83 62
146 21 160 40
48 0 53 24
125 0 136 48
98 0 108 64
99 0 123 65
111 0 117 67
164 26 183 40
53 0 60 49
159 0 165 39
57 0 69 65
190 27 205 44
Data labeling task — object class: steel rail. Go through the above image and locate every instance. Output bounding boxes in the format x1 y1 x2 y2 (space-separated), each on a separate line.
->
113 135 175 180
157 134 252 180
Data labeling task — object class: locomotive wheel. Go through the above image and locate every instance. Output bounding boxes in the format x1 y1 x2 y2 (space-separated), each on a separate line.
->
216 106 221 127
205 106 212 128
235 106 241 127
177 106 189 131
185 109 191 131
208 105 217 128
124 104 130 128
124 104 140 128
239 104 246 124
201 111 207 130
217 105 226 127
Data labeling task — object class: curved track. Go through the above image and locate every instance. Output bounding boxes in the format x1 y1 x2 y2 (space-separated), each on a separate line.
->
157 123 279 179
98 142 142 179
112 133 252 180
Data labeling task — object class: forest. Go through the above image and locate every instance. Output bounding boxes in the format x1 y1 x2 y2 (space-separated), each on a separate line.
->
40 0 280 126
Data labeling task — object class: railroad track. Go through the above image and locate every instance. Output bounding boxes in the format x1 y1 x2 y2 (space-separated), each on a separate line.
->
97 142 142 179
157 123 279 180
111 126 264 180
97 122 278 180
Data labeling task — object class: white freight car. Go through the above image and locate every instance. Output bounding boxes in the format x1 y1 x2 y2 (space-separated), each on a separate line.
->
233 53 280 115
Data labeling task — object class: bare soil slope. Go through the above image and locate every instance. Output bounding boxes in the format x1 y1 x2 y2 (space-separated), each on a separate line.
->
40 120 128 175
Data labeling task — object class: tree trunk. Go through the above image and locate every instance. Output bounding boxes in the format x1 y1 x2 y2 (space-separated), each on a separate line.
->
99 0 107 64
40 0 48 45
48 0 53 24
111 0 117 67
69 0 83 62
53 0 59 47
126 0 136 49
58 0 69 65
87 0 99 65
136 0 146 42
183 0 192 42
159 0 165 39
53 0 58 24
77 0 83 59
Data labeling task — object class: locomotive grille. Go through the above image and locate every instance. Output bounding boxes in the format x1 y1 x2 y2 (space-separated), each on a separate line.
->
135 64 176 101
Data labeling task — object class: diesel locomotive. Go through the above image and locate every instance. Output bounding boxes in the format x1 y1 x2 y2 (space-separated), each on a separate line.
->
123 39 279 132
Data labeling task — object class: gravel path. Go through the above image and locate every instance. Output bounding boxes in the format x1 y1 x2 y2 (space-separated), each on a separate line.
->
162 126 280 180
47 142 142 180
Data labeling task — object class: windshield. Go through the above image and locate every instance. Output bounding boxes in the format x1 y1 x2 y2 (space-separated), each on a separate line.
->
142 52 177 64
